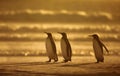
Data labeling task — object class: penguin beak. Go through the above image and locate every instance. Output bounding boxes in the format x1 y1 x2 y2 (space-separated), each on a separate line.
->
44 32 47 33
88 35 93 37
57 32 62 34
44 32 49 35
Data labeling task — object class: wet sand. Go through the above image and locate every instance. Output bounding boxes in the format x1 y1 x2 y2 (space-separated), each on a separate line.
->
0 56 120 76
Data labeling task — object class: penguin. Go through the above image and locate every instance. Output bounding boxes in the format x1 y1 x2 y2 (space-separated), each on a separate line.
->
44 32 58 62
89 34 109 63
58 32 72 62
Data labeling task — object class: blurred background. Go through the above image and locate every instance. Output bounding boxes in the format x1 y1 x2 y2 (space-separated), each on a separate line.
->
0 0 120 56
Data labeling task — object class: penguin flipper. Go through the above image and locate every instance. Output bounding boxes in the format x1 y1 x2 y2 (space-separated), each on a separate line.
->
101 42 109 53
66 40 72 61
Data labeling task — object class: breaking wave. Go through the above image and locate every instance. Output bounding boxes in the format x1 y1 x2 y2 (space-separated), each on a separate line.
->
0 9 114 21
0 23 119 41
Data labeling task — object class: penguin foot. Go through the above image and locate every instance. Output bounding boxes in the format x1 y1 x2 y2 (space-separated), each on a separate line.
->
69 59 71 61
54 60 58 62
46 59 51 62
100 60 104 62
63 60 68 63
96 60 99 63
53 58 58 62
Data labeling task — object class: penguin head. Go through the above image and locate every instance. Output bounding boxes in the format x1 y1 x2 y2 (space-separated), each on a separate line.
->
44 32 52 36
89 34 99 39
58 32 67 37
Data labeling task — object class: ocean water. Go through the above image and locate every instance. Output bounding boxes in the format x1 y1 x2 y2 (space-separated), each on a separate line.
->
0 22 120 56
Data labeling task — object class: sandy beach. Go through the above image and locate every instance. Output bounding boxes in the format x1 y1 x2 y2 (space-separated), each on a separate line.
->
0 56 120 76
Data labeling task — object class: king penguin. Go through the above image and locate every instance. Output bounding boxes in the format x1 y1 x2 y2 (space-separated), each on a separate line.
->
58 32 72 62
89 34 109 63
45 32 58 62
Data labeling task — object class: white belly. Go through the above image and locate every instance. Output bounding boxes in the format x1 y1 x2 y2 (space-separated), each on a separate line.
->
61 39 68 59
93 39 103 60
46 38 55 59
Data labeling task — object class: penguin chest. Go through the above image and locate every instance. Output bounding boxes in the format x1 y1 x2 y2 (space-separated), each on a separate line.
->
61 39 68 58
93 39 103 59
46 38 55 58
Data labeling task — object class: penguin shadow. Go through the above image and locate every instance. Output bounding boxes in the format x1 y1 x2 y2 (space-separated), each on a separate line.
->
0 61 60 66
59 62 97 67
